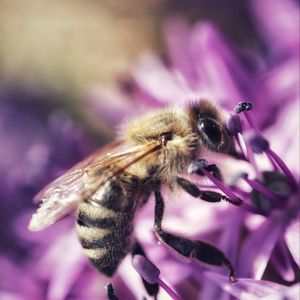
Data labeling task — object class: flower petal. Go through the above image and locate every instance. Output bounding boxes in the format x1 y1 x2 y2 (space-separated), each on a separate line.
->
251 0 300 56
285 217 300 267
238 211 285 279
205 272 293 300
271 238 295 281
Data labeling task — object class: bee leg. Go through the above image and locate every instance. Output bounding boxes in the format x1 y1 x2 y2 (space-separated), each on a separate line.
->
154 187 236 282
207 164 223 181
131 241 160 297
188 159 223 180
176 177 232 204
105 283 119 300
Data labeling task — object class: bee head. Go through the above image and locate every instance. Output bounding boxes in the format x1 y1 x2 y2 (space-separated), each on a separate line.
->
190 100 229 152
197 118 224 150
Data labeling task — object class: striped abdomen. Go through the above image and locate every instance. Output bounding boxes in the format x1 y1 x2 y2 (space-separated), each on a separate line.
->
76 173 139 276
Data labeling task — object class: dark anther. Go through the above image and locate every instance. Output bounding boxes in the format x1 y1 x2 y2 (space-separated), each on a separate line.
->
250 171 292 212
132 255 160 284
105 283 118 300
234 101 253 113
249 134 270 154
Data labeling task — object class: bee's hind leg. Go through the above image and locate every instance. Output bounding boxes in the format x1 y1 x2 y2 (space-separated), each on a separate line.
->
154 184 236 283
105 283 118 300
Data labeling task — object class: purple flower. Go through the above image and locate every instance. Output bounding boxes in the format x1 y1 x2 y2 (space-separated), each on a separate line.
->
2 0 299 299
0 82 100 299
84 9 299 300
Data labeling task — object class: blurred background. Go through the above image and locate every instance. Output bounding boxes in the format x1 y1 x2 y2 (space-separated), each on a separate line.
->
0 0 299 299
0 0 258 140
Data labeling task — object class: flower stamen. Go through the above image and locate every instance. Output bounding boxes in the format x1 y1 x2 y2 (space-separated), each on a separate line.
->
265 149 298 190
132 254 182 300
241 173 281 205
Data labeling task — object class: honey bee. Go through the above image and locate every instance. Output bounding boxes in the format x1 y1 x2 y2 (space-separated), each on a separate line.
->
29 100 241 281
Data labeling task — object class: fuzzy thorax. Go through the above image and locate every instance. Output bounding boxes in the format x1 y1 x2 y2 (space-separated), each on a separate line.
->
122 107 198 183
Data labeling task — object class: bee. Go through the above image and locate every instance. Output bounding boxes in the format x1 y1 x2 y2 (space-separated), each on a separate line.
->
29 100 241 281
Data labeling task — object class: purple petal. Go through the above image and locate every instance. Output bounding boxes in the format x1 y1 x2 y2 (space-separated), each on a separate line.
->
0 256 43 298
33 229 87 300
205 272 296 300
265 100 300 174
164 19 200 89
238 212 286 279
189 22 255 106
271 238 295 282
132 53 198 105
285 217 300 267
251 0 300 57
201 209 245 300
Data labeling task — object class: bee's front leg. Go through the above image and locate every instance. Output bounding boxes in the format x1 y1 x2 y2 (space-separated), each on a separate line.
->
154 185 236 283
176 177 233 204
188 159 223 180
184 159 242 206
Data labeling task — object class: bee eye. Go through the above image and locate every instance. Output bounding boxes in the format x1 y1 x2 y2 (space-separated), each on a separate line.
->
198 119 222 147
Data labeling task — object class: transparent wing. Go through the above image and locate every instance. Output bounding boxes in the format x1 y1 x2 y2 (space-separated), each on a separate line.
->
28 140 161 231
32 140 123 204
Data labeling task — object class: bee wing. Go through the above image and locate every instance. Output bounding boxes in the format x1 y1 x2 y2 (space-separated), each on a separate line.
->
28 140 161 232
32 140 123 204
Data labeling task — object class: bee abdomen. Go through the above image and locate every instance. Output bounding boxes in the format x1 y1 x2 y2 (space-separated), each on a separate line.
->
76 175 138 276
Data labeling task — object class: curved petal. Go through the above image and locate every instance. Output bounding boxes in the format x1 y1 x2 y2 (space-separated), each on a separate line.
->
238 212 285 279
205 272 293 300
285 217 300 267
